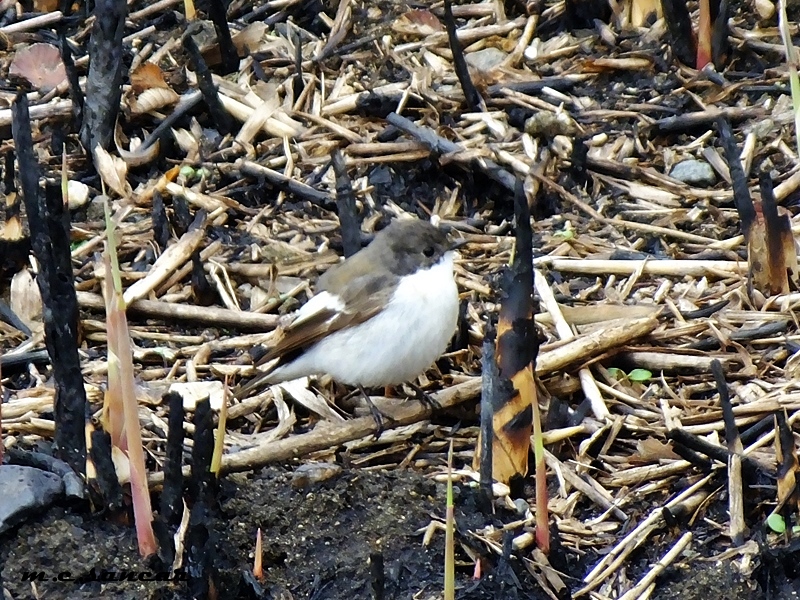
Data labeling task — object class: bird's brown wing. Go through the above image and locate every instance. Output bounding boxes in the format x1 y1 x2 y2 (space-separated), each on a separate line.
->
255 270 394 367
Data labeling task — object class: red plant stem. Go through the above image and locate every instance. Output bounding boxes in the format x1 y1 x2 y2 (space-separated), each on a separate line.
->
696 0 712 69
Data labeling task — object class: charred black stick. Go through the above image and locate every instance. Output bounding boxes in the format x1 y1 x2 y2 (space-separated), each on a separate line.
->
661 0 695 66
188 397 215 505
152 190 170 249
238 160 334 207
653 107 763 135
13 94 87 473
80 0 127 152
183 33 234 135
717 117 756 233
161 391 186 526
478 328 497 514
139 91 203 152
711 0 731 69
58 30 83 127
712 359 741 453
89 428 124 510
332 149 361 258
386 112 517 192
293 28 304 104
207 0 239 74
443 0 483 112
712 358 744 546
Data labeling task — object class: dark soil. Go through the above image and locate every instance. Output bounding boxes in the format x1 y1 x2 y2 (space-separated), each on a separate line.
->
1 467 554 599
3 465 797 599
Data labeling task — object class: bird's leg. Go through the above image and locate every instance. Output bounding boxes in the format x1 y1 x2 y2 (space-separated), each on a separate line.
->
358 385 391 437
408 382 441 411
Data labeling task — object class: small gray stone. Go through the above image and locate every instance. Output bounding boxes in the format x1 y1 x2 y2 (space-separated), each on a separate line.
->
513 498 530 515
465 47 507 72
669 159 717 187
0 465 64 534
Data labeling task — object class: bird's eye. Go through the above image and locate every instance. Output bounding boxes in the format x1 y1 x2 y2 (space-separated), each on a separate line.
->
423 246 435 258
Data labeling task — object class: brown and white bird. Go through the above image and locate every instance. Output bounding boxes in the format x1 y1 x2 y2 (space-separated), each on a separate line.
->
237 219 460 401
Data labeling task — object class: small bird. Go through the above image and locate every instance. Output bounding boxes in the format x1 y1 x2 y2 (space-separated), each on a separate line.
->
237 219 460 411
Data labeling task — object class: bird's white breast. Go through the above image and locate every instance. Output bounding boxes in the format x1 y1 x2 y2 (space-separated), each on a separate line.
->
271 252 459 387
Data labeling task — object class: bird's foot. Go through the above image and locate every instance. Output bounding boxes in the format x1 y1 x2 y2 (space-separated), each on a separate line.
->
408 382 441 411
358 386 394 439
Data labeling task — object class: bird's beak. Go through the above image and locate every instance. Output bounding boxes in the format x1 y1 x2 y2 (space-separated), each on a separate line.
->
449 238 468 251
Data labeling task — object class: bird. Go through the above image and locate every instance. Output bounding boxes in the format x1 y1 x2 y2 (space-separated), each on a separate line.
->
236 218 460 419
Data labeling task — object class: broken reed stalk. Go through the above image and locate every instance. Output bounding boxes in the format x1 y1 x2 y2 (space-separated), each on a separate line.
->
474 187 538 489
716 118 798 295
617 533 693 600
759 172 799 293
774 410 799 518
210 380 228 475
202 378 480 476
103 199 158 557
712 359 744 547
254 528 264 580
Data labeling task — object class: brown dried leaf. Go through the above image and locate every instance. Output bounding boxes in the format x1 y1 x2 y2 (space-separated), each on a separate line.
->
631 438 680 464
33 0 60 10
9 43 67 92
94 146 132 197
130 62 170 93
232 22 267 54
392 9 444 37
581 57 654 72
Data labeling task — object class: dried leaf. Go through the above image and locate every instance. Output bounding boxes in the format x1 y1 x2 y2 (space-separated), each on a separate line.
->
581 57 654 72
232 22 267 54
10 269 42 333
33 0 60 11
129 87 180 115
632 438 680 463
172 127 200 160
169 381 226 411
114 124 160 167
111 444 131 485
9 43 67 92
629 0 662 27
393 9 444 36
94 146 132 197
130 62 170 93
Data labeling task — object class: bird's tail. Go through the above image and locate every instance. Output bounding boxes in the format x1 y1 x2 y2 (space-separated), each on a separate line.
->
233 361 279 400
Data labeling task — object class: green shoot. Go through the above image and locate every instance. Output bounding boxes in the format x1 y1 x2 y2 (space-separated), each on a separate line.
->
444 439 455 600
779 0 800 156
